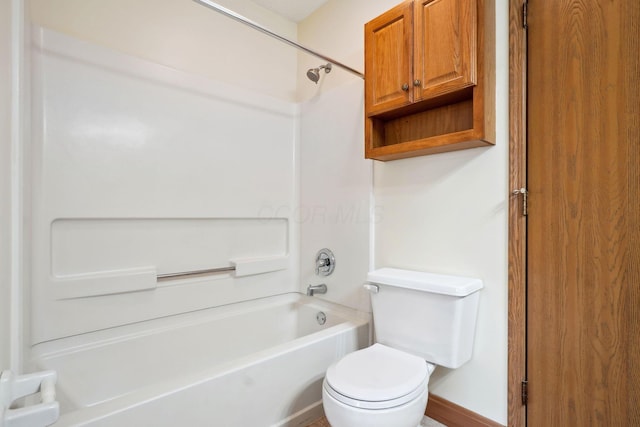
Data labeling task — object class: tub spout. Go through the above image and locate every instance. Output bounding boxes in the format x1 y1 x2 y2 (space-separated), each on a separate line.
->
306 284 327 296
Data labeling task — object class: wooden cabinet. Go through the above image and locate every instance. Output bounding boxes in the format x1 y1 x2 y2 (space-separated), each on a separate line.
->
365 1 413 114
414 0 477 100
364 0 495 161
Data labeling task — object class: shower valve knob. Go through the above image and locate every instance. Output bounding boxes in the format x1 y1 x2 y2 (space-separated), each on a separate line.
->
315 248 335 277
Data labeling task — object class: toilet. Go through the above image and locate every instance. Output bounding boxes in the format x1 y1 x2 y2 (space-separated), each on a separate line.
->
322 268 483 427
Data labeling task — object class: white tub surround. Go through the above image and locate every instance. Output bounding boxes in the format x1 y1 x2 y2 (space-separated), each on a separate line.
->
32 294 369 427
30 27 299 343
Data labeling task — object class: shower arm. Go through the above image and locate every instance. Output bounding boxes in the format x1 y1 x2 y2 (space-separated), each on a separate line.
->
192 0 365 80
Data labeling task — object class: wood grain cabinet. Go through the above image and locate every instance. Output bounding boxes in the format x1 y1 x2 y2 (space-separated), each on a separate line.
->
364 0 495 161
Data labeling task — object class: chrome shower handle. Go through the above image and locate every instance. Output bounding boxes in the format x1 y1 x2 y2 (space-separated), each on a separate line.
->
315 248 335 276
316 258 329 275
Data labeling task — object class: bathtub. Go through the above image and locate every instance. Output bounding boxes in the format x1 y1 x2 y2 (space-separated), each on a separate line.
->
31 293 370 426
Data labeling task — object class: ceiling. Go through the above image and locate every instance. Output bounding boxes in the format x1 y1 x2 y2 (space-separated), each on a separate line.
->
250 0 330 22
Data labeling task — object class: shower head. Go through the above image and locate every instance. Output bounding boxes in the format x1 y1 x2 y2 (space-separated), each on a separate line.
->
306 63 332 84
306 68 320 84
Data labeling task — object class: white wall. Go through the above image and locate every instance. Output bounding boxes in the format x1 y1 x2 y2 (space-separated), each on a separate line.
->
26 0 302 343
29 0 298 101
0 0 14 372
0 0 27 373
298 1 509 424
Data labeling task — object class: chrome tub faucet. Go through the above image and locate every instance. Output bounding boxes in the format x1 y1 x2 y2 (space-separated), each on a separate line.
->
306 284 327 296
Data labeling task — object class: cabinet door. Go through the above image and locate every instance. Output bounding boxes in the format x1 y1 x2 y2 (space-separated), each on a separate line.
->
365 1 413 115
414 0 477 101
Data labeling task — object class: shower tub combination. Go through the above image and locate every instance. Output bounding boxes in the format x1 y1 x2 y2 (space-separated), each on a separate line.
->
31 294 369 426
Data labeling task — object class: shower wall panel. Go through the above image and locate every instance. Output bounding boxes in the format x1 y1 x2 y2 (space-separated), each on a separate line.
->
298 80 372 313
30 27 298 343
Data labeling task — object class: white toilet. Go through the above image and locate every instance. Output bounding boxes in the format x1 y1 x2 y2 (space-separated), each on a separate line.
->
322 268 483 427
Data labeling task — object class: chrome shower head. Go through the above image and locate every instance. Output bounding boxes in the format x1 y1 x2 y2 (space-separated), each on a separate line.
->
307 68 320 84
306 63 332 84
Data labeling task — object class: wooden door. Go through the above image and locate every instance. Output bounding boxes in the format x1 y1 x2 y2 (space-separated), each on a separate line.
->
526 0 639 425
364 1 413 115
413 0 477 101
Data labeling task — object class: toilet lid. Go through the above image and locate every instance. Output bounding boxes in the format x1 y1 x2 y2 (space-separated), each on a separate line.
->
325 344 429 404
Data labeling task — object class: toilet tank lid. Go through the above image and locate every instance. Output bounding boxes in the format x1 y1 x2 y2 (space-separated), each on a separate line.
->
367 268 483 296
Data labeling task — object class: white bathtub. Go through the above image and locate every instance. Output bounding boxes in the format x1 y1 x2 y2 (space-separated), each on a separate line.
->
31 293 370 426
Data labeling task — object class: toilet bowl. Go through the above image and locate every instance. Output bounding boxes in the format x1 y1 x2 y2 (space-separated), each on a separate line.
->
322 344 435 427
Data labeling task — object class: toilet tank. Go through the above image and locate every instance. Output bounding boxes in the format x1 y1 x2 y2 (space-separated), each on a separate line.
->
366 268 483 369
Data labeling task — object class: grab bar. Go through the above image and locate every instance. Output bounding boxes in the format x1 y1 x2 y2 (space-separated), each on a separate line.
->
157 266 235 281
158 255 289 281
54 256 289 299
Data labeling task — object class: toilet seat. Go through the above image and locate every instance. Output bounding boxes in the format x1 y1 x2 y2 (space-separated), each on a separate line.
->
324 344 430 410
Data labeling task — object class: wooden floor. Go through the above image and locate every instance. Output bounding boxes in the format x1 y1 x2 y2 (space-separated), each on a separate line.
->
306 415 446 427
305 416 331 427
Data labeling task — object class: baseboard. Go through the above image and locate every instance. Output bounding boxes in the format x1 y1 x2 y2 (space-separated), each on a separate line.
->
425 393 504 427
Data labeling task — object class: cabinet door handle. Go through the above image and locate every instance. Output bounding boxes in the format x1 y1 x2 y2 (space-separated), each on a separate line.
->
413 79 421 86
401 83 409 91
